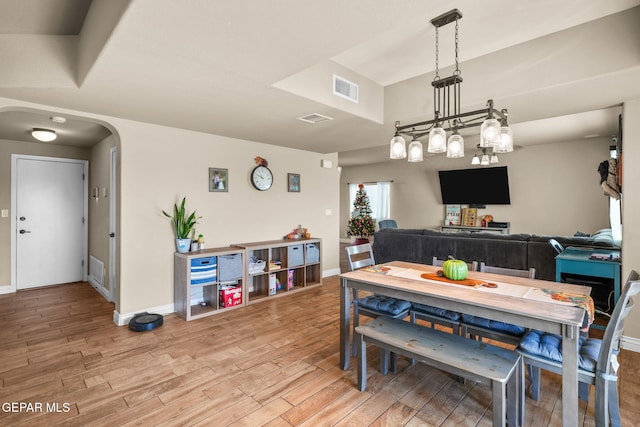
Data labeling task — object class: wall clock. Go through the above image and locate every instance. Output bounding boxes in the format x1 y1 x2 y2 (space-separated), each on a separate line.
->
251 165 273 191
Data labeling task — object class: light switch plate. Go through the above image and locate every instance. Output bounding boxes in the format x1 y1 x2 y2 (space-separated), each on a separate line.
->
1 209 8 218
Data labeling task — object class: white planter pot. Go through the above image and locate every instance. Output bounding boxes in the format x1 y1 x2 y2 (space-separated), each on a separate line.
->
176 238 191 253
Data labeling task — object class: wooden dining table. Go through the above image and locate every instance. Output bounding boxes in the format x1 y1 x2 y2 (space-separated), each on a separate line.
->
339 261 592 427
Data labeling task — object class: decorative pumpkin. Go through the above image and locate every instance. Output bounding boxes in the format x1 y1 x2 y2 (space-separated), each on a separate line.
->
442 257 468 281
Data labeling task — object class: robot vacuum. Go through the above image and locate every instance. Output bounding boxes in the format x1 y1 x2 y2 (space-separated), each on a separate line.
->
128 312 163 332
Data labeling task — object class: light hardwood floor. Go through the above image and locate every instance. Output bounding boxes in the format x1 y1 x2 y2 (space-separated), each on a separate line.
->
0 277 638 426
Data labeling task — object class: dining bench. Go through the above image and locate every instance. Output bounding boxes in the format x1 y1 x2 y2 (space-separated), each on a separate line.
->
355 316 523 427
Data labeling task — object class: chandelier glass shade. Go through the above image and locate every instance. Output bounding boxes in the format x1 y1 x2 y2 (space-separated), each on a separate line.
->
389 133 407 159
389 9 512 164
446 131 464 158
408 138 424 162
427 125 447 153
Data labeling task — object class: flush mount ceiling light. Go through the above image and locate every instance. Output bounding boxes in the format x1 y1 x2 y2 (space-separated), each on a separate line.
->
389 9 513 163
32 128 57 142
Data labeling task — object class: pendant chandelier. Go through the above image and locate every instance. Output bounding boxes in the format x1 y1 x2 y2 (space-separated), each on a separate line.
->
389 9 513 163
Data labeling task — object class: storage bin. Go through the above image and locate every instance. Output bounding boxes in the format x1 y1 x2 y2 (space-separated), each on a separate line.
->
248 257 266 275
305 243 320 263
190 256 217 285
288 244 304 267
218 253 243 282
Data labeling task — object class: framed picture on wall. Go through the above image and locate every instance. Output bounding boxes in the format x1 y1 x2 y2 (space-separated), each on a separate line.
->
209 167 228 192
287 173 300 192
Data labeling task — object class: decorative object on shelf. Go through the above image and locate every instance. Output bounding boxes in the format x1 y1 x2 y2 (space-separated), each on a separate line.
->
251 156 273 191
480 215 494 227
389 9 513 163
209 167 228 192
287 173 300 192
284 224 310 240
445 204 461 226
441 256 469 281
162 196 200 253
347 184 375 243
460 207 477 226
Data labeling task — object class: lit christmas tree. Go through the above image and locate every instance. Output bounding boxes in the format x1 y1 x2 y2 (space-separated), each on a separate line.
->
347 184 376 240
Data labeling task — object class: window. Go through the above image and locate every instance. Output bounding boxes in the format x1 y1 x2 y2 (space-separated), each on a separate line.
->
348 181 391 223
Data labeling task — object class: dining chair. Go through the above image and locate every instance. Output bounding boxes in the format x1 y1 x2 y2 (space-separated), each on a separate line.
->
459 262 535 346
346 244 412 356
409 257 478 335
378 219 398 229
518 270 640 427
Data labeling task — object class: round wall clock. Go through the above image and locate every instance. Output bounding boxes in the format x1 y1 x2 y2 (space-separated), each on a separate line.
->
251 165 273 191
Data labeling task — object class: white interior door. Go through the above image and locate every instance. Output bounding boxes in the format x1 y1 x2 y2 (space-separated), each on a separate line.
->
14 156 87 289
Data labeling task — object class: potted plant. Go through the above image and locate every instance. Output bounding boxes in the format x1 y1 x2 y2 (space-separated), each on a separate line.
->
347 184 376 244
162 197 200 253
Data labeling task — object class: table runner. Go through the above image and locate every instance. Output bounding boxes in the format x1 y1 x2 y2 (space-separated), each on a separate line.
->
362 265 594 328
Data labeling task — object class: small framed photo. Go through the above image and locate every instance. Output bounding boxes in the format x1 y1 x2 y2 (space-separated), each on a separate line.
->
287 173 300 192
209 168 228 192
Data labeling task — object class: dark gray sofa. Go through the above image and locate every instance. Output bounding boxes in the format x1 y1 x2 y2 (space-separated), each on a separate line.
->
372 228 619 281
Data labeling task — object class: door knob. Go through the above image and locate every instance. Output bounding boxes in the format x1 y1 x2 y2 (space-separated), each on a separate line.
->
19 229 31 234
109 232 115 238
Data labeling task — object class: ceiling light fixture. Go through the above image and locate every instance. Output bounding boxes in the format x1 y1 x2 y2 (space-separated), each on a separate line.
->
389 9 513 163
471 145 499 166
32 128 57 142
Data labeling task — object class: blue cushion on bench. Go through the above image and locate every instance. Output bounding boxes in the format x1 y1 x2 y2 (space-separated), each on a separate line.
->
461 313 526 336
518 330 601 372
357 295 411 316
412 303 461 321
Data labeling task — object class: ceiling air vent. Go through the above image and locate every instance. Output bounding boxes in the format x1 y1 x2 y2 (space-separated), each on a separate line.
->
333 74 358 103
297 113 334 124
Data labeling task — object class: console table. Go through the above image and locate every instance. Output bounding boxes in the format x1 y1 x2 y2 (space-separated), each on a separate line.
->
440 224 510 235
555 246 621 306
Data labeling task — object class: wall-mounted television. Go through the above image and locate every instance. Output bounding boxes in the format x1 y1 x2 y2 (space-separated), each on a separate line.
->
438 166 511 205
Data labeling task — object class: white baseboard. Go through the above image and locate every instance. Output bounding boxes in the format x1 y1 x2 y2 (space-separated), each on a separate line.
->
323 268 340 278
88 276 111 301
113 303 175 326
621 335 640 352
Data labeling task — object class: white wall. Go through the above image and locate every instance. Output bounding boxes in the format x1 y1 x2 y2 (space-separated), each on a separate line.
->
341 138 611 237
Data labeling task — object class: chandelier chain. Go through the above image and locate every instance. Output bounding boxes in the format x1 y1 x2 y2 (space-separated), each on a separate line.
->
434 25 439 80
454 18 460 75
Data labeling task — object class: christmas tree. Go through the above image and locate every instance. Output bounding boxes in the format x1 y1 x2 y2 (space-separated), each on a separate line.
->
347 184 376 239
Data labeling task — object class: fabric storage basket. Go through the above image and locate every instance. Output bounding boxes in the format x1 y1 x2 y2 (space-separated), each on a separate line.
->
248 257 266 275
305 243 320 263
218 253 243 282
288 244 304 267
190 256 217 285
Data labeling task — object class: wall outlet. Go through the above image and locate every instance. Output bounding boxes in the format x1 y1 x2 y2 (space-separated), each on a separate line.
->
1 209 8 218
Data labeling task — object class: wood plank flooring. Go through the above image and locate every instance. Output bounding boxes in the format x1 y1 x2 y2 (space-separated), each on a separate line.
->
0 278 638 426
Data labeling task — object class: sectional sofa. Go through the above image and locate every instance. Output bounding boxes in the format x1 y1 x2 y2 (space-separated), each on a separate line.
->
372 228 619 281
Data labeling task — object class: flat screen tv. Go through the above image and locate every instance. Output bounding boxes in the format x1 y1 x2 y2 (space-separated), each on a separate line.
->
438 166 511 205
